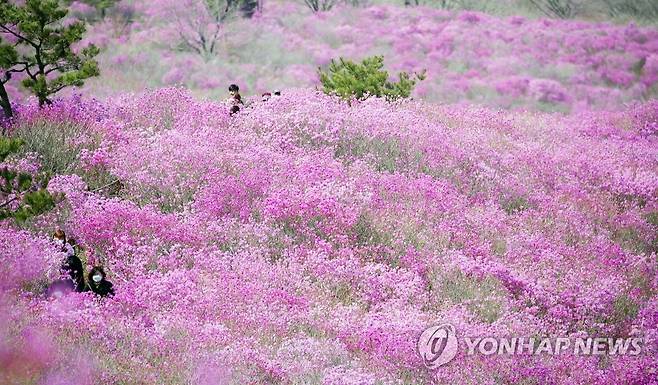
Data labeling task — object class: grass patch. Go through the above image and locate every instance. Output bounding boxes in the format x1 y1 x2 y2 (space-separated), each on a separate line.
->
612 226 656 255
434 270 507 323
351 212 393 248
334 134 424 173
500 194 530 215
11 118 119 194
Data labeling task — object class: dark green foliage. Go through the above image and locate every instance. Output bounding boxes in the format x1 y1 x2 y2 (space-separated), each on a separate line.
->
351 212 392 248
0 0 100 113
0 136 23 161
646 211 658 227
605 293 640 328
0 37 19 120
0 137 55 223
9 189 55 223
319 56 425 102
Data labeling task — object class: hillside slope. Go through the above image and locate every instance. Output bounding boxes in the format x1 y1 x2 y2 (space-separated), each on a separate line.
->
53 1 658 112
1 88 657 384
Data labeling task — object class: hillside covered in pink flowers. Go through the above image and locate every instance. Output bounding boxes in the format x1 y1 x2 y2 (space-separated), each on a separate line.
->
1 1 657 385
2 87 656 384
68 1 658 112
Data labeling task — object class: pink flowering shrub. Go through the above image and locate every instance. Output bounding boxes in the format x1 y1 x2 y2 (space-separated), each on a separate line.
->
0 227 58 292
528 79 569 104
63 1 658 112
0 87 656 384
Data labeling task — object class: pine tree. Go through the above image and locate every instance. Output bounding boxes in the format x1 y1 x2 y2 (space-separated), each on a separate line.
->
0 0 100 113
319 56 426 102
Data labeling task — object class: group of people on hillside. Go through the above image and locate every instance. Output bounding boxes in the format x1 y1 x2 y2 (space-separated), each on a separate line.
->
46 229 115 299
226 83 281 116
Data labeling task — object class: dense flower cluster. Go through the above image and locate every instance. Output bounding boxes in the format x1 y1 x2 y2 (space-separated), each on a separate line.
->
62 1 658 112
0 87 656 384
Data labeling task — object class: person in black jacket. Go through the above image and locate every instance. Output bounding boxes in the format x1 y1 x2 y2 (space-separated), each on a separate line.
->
63 252 86 292
87 266 115 298
227 84 244 106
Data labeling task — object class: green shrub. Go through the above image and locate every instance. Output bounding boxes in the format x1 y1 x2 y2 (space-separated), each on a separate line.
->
351 212 393 248
0 137 55 223
319 56 425 102
13 119 87 175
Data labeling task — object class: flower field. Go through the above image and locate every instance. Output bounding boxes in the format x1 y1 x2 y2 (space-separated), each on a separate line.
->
1 86 657 384
1 1 657 384
71 1 658 112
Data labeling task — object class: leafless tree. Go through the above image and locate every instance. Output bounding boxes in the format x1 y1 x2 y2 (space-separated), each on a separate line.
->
161 0 239 58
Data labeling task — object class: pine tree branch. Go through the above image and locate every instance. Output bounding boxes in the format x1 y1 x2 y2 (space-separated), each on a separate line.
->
0 25 38 48
0 195 17 208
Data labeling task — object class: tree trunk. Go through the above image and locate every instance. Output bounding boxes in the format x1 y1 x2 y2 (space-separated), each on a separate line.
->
0 82 13 132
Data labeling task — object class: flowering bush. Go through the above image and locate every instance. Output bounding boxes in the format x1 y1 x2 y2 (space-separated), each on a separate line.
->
60 1 658 113
0 87 655 383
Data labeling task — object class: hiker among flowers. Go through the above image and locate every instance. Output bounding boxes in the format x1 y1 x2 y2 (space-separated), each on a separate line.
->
47 230 86 296
227 84 243 106
53 229 74 258
88 266 115 298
